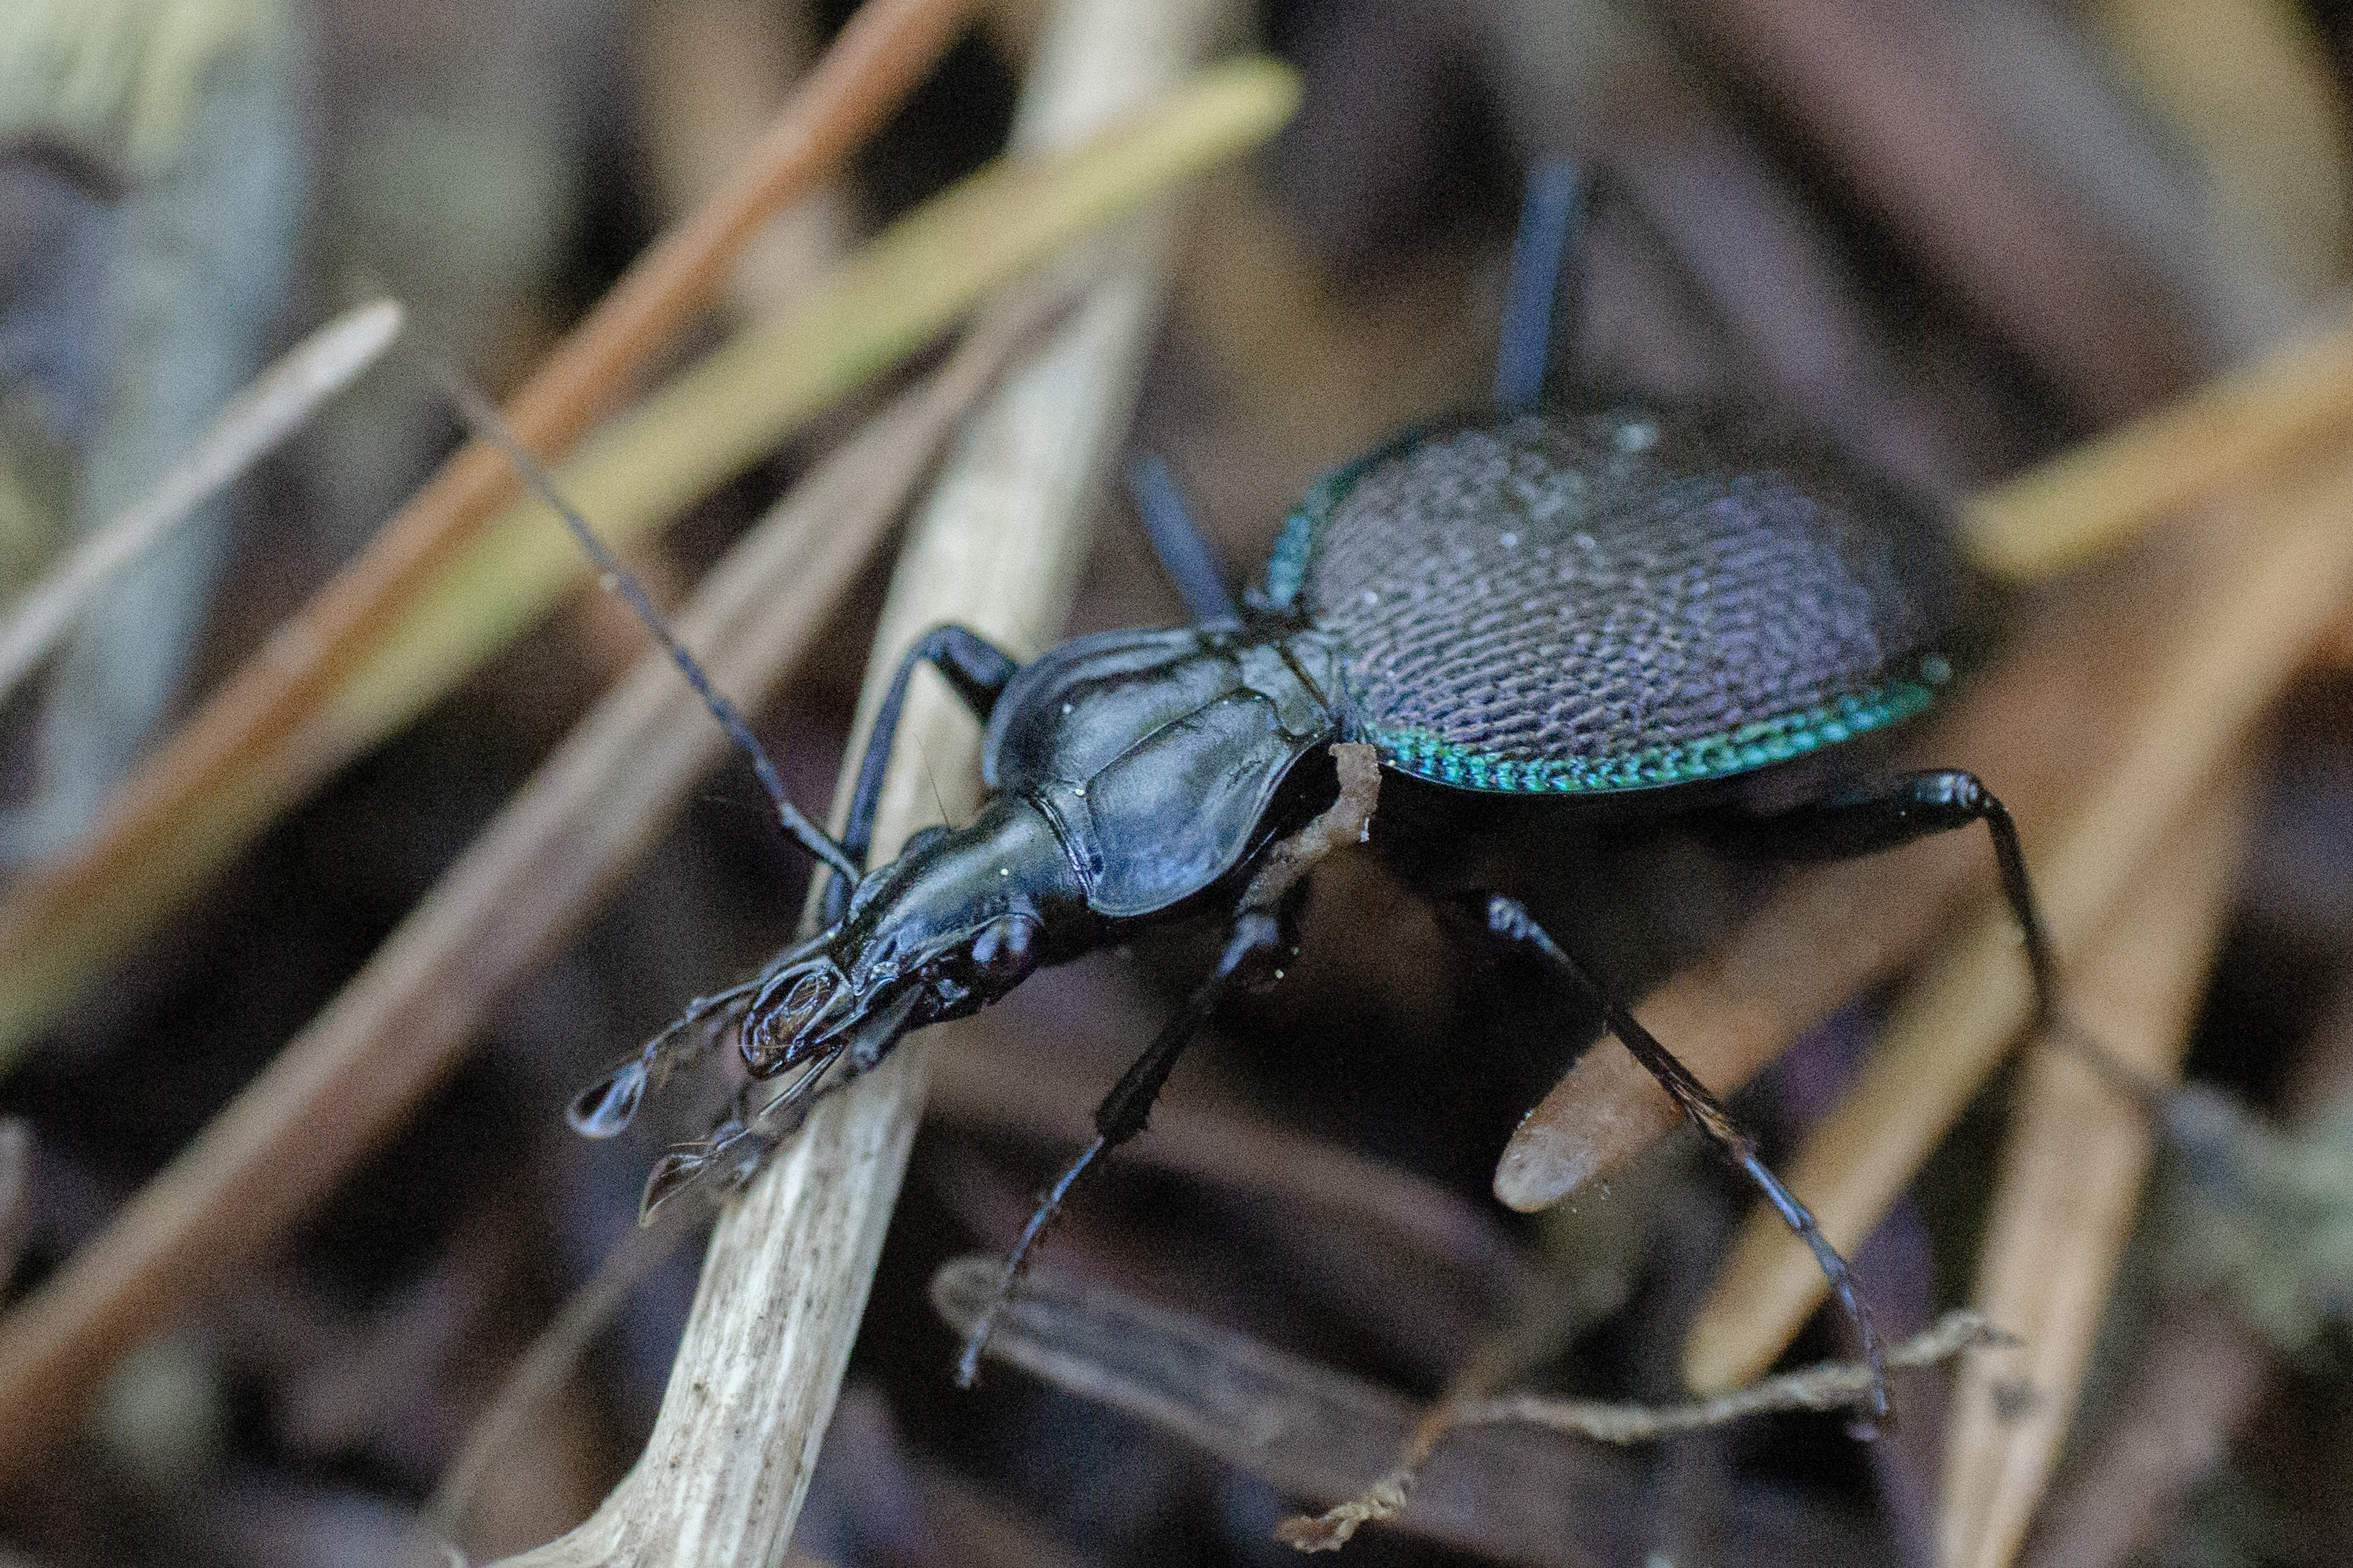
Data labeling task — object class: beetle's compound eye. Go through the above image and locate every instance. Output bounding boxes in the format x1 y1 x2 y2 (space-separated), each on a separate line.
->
966 914 1040 987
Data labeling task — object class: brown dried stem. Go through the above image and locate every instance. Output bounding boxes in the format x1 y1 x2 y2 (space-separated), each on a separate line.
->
1935 768 2253 1568
0 307 1041 1476
1682 447 2353 1390
489 3 1226 1560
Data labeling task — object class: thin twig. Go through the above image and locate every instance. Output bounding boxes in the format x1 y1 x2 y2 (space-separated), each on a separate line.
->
0 300 402 704
1277 1308 2004 1552
1936 770 2252 1568
1680 449 2353 1391
489 3 1234 1560
0 305 1045 1476
1467 1311 2006 1440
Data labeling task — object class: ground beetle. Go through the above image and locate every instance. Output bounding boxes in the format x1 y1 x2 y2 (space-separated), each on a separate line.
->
530 162 2062 1426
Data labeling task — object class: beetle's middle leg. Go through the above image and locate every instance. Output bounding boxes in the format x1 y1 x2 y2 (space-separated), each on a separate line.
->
954 744 1383 1385
1463 893 1890 1429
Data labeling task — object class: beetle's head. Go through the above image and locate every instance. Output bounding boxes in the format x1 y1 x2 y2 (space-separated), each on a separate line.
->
739 795 1085 1079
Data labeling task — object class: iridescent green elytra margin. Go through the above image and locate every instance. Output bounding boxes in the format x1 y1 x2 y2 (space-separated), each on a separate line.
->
1370 676 1940 794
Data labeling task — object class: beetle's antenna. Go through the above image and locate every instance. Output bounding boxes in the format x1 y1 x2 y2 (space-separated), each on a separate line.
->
1125 454 1239 622
434 366 859 885
1494 159 1584 414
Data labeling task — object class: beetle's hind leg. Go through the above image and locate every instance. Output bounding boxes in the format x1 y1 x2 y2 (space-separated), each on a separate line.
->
1466 893 1891 1431
1719 769 2061 1033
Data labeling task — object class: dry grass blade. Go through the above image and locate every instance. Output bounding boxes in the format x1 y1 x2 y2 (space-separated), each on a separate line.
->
0 0 974 1060
0 299 402 705
1936 770 2251 1568
1680 450 2353 1391
0 54 1302 1070
1963 307 2353 579
489 4 1238 1560
0 306 1043 1475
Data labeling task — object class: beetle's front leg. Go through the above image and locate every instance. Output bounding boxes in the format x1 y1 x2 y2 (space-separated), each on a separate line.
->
953 743 1382 1386
951 911 1280 1388
1462 893 1890 1431
828 625 1023 922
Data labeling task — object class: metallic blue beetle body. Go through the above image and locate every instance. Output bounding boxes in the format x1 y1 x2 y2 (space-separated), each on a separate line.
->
559 167 2055 1423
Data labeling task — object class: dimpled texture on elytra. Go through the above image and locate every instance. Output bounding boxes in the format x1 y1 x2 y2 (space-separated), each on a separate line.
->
1274 404 1957 794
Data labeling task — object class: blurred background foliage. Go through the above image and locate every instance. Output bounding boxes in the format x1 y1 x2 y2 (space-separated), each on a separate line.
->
3 0 2353 1564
